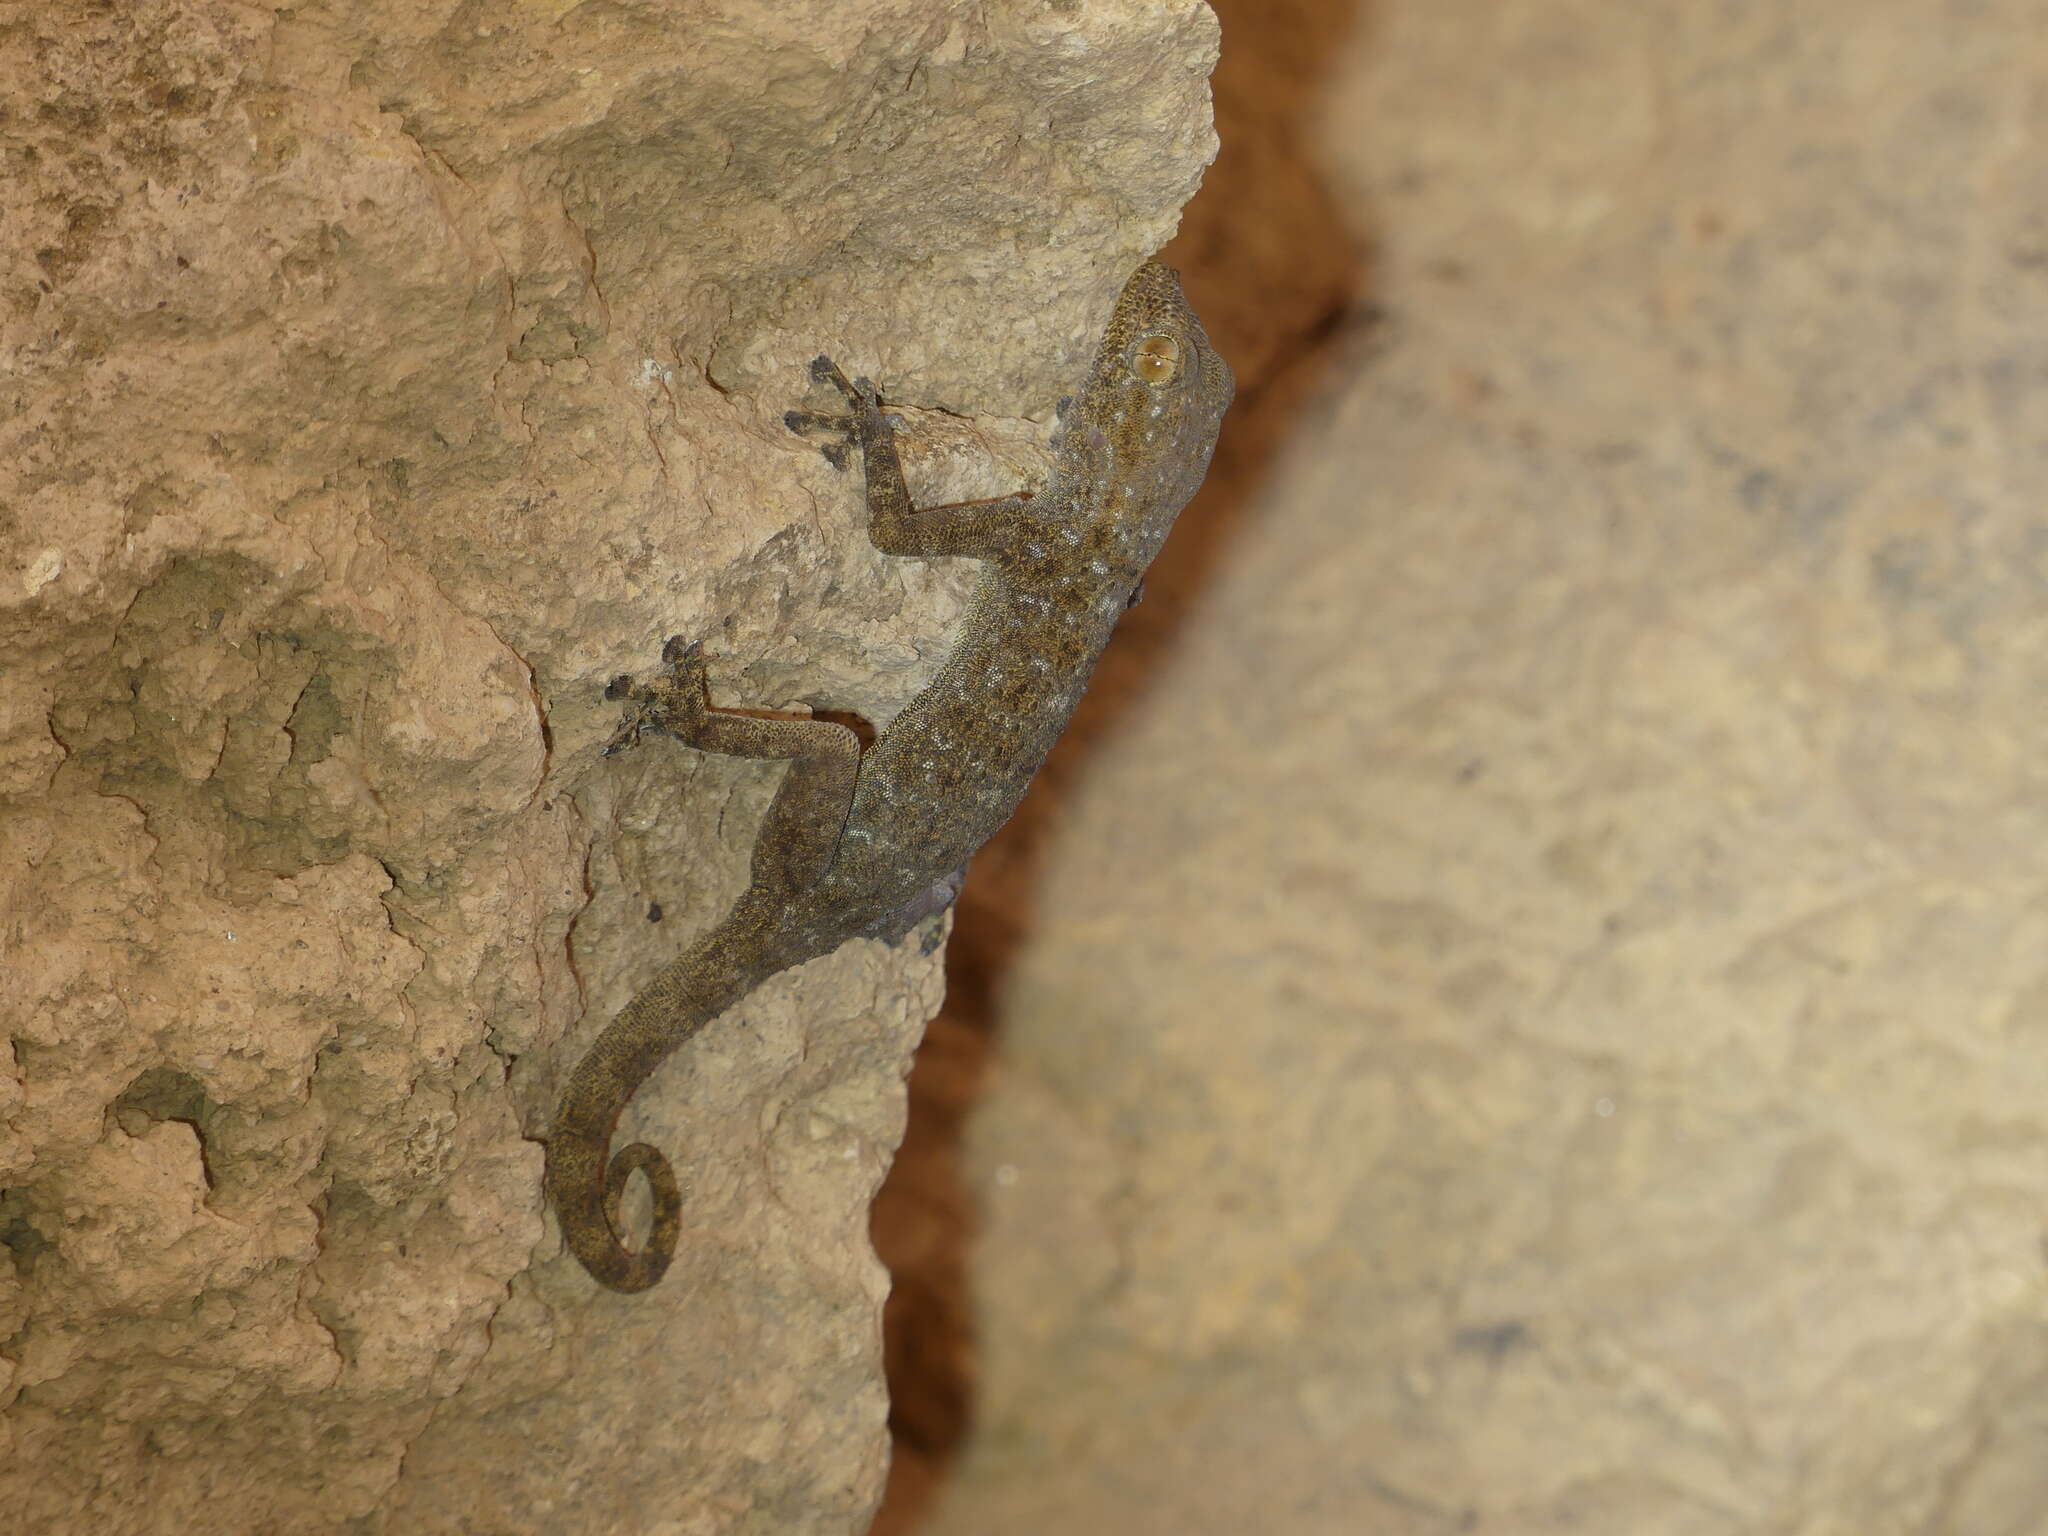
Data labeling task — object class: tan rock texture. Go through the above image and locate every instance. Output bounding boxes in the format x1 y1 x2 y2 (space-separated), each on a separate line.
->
916 0 2048 1532
0 1 1222 1531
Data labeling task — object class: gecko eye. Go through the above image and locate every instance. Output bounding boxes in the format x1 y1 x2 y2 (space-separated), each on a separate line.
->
1131 334 1181 385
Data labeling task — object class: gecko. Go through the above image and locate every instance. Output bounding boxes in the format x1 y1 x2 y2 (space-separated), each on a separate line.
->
546 259 1233 1292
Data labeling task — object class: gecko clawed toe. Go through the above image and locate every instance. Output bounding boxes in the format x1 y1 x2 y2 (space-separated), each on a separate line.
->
785 371 866 469
547 259 1233 1293
784 407 856 472
600 640 710 756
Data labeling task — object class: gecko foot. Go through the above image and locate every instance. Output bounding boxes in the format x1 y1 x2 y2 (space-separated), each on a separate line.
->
787 355 883 472
801 354 884 415
602 637 711 755
783 407 854 471
807 354 856 394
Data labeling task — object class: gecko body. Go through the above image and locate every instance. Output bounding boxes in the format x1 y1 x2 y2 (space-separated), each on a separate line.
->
547 260 1233 1291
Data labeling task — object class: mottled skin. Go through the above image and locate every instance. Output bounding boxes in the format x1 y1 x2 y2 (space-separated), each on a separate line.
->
547 260 1233 1291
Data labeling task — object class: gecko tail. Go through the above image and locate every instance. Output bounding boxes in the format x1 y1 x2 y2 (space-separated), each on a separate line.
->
601 1140 682 1292
545 1035 689 1293
544 827 785 1292
546 1133 682 1294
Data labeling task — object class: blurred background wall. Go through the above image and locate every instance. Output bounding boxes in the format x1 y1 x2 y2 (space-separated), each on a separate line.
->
876 3 2048 1532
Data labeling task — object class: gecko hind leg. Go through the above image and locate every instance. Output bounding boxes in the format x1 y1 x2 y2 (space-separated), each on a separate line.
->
549 639 865 1292
605 635 862 897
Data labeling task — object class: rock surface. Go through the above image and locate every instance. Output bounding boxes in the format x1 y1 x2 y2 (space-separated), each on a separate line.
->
917 0 2048 1532
0 1 1221 1531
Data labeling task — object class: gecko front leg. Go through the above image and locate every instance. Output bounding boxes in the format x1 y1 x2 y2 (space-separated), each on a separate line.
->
790 357 1035 560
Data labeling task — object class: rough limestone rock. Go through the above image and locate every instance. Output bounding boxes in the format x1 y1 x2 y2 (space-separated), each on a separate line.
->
923 0 2048 1532
0 1 1222 1531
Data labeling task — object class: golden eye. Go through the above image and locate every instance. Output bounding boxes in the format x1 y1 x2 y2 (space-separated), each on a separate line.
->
1131 334 1181 385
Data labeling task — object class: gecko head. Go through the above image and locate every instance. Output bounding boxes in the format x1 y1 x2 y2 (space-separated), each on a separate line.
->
1072 260 1235 551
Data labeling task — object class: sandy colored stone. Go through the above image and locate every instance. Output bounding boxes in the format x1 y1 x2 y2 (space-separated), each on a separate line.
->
923 1 2048 1532
0 1 1222 1531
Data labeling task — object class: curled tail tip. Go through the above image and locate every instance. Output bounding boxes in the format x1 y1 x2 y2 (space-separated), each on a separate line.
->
547 1136 683 1293
601 1140 683 1291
